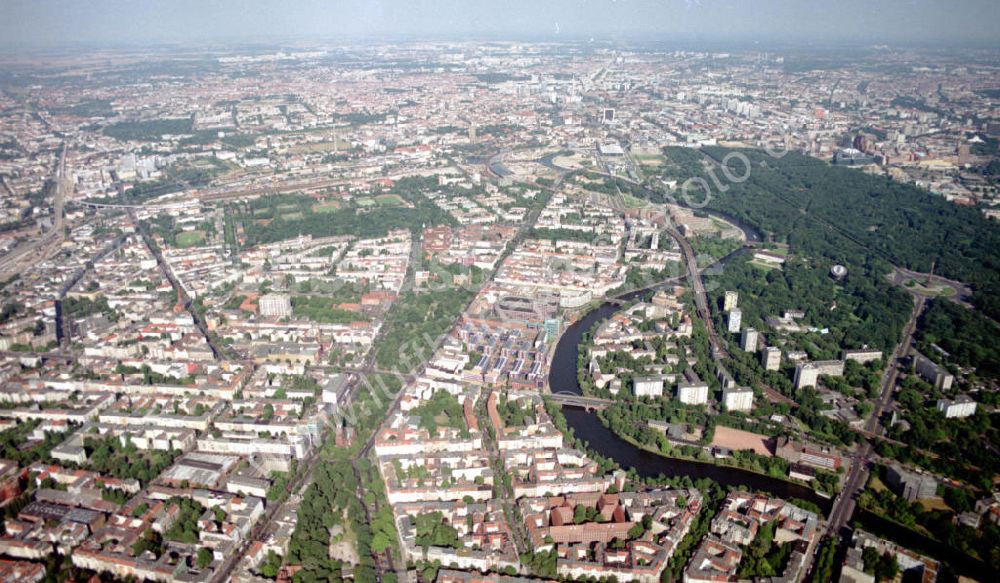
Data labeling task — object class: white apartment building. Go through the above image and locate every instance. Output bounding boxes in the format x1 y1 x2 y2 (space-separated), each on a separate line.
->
677 382 709 406
258 293 292 318
936 395 977 419
727 309 742 334
722 386 754 412
633 377 664 398
724 291 739 312
793 363 819 390
762 347 781 371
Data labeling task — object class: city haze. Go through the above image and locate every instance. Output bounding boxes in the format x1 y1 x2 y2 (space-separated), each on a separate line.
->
0 2 998 583
1 0 999 50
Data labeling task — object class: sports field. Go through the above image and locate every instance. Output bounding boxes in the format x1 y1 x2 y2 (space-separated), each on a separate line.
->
711 426 774 456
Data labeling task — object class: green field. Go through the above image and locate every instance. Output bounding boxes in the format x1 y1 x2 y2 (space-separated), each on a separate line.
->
635 154 666 166
374 194 405 206
621 193 649 208
175 230 206 247
104 118 193 141
356 194 405 208
749 259 782 271
748 247 787 270
312 201 342 214
902 279 956 297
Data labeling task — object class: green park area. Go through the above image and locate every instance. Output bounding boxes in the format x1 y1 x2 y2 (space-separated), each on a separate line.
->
312 200 342 213
175 230 206 247
231 176 454 246
634 154 666 166
622 192 650 208
356 193 406 208
902 278 956 297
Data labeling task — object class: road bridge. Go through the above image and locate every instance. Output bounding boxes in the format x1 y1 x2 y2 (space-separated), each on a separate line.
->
546 392 614 411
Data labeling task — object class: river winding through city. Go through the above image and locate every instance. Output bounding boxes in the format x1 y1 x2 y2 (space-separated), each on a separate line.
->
547 206 834 512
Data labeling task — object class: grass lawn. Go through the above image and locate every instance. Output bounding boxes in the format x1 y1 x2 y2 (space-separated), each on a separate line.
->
374 194 405 206
750 260 782 271
902 279 956 297
312 201 342 213
622 193 649 208
766 246 790 256
175 230 205 247
635 155 666 166
355 197 377 207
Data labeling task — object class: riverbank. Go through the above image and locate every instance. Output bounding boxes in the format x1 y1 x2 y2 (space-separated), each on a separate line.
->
598 416 833 502
548 288 833 507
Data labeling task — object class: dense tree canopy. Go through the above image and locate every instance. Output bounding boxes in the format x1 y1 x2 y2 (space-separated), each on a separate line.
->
661 147 1000 322
917 299 1000 380
237 176 456 245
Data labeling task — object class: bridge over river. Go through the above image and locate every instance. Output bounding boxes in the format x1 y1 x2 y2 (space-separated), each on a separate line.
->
546 392 614 411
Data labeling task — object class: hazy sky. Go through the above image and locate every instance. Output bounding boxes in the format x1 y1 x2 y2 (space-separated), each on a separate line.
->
2 0 999 49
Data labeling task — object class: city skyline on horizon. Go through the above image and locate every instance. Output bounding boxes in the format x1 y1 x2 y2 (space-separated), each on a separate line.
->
0 13 997 582
1 0 999 51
